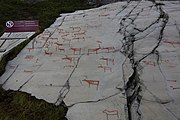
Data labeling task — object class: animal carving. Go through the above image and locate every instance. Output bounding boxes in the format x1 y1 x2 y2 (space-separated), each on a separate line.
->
98 65 112 72
70 47 81 55
100 57 115 65
101 47 115 53
163 40 180 47
62 55 80 63
62 55 73 63
73 30 86 36
70 26 81 32
56 47 65 52
54 42 64 47
103 109 119 120
88 44 101 55
44 50 53 56
82 79 99 90
72 37 85 41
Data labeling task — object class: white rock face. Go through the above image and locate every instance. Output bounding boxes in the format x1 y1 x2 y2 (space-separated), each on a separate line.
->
0 1 180 120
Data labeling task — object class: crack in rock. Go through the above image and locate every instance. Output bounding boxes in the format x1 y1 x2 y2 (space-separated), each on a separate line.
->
55 55 82 106
118 0 169 120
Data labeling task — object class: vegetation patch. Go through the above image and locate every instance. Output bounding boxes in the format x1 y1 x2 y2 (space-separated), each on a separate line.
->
0 87 67 120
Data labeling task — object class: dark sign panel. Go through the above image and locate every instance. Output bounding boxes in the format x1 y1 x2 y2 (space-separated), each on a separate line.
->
5 20 39 32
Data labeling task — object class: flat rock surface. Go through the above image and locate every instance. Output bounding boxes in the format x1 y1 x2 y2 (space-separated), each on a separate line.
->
0 1 180 120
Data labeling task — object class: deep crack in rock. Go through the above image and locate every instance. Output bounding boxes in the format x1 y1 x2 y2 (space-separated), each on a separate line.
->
118 0 169 120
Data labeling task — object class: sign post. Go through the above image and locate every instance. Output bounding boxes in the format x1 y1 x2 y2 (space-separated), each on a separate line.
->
4 20 39 32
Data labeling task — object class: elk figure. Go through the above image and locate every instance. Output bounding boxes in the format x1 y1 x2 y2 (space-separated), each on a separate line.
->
56 47 65 52
103 109 119 120
100 57 115 65
73 30 86 36
72 37 85 42
62 55 73 63
54 42 64 47
88 44 101 55
70 47 81 55
62 55 80 64
70 26 81 32
101 47 115 53
82 76 99 90
44 50 53 56
98 64 112 72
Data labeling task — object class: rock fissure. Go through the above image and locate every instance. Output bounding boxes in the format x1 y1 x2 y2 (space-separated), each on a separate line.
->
118 0 169 120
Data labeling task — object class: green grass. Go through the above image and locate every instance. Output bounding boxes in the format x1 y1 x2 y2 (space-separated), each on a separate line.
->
0 0 92 119
0 87 67 120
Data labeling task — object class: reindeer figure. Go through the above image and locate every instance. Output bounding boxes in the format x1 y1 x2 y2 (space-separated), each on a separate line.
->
70 26 81 32
101 47 115 53
72 37 85 42
56 47 65 52
62 55 80 64
100 57 115 65
70 47 81 55
98 64 112 72
54 42 64 46
62 55 73 63
54 42 65 52
82 76 99 90
103 109 119 120
88 44 101 55
163 40 180 47
44 50 53 56
61 34 70 38
73 30 86 36
49 37 58 41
